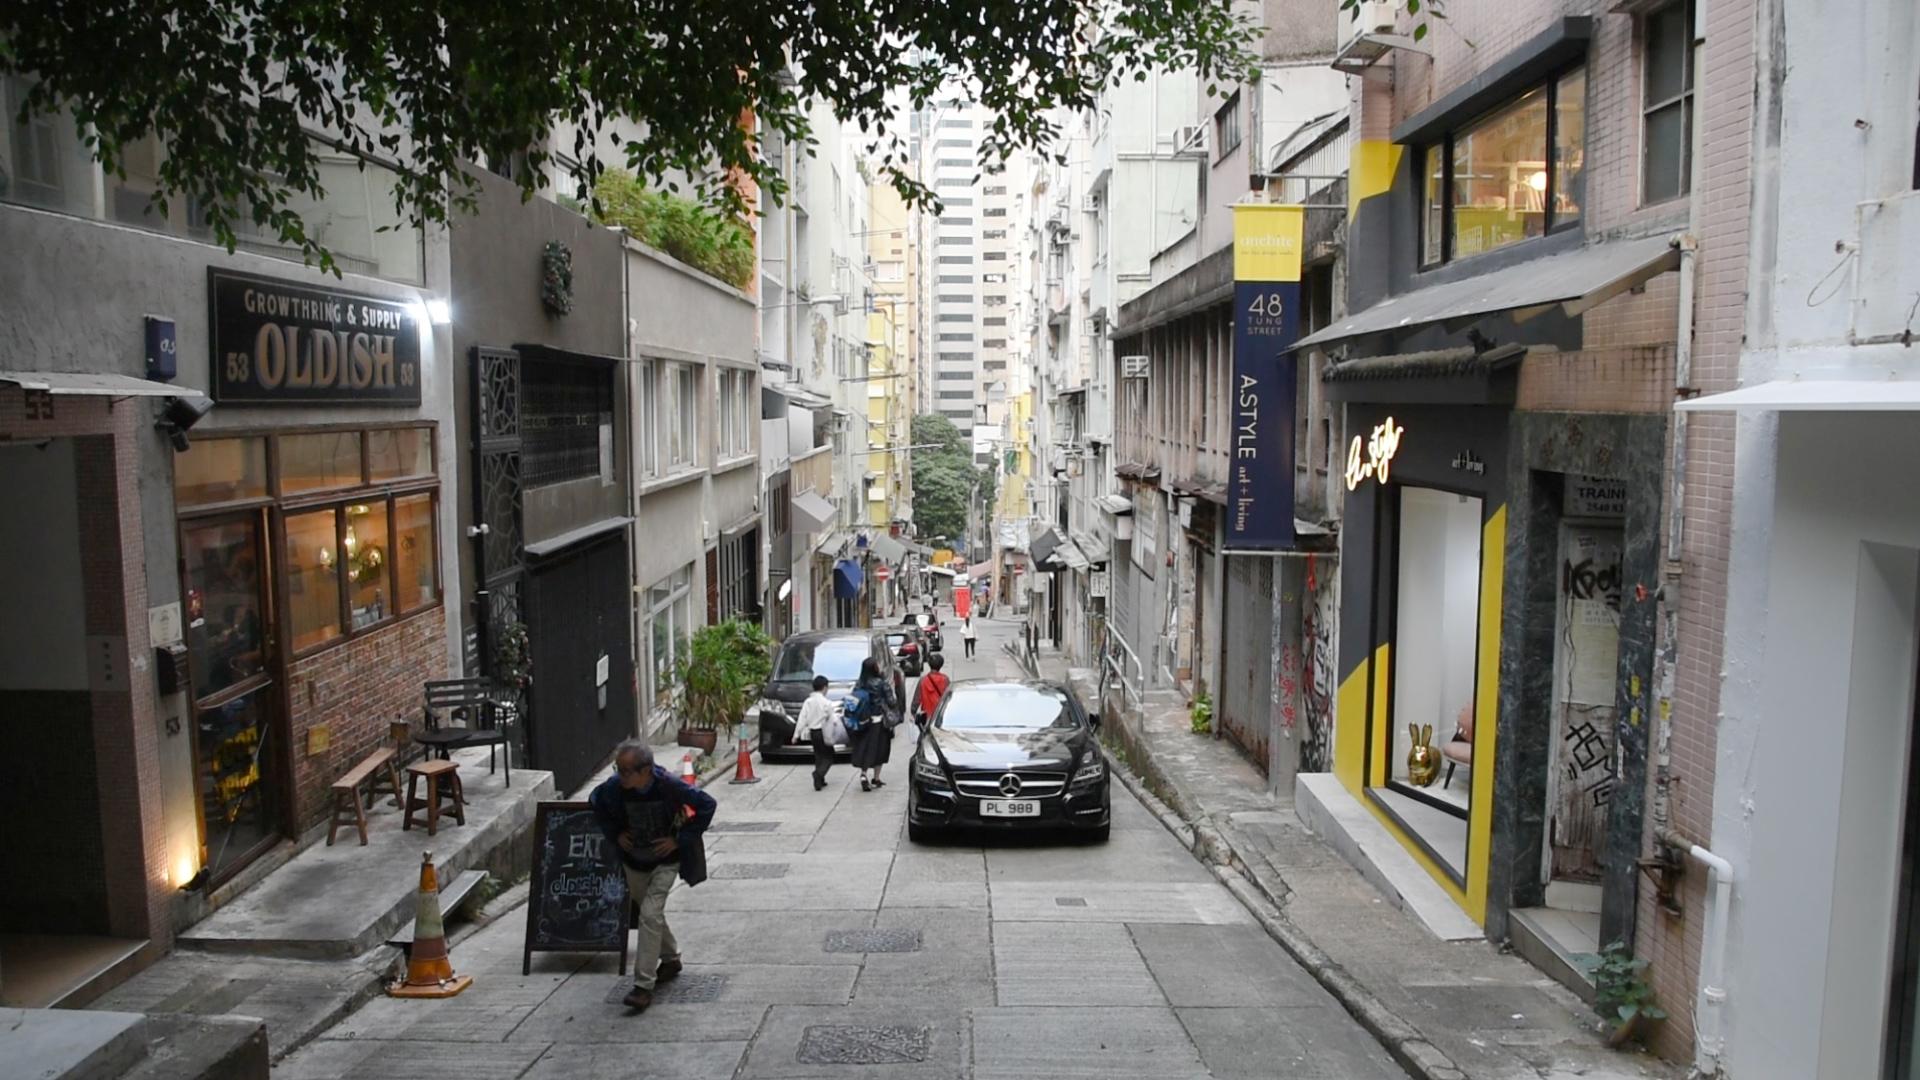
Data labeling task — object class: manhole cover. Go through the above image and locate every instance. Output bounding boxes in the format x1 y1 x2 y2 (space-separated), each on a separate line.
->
709 821 781 833
602 973 729 1003
712 862 789 879
824 928 923 954
1054 897 1088 907
796 1024 932 1064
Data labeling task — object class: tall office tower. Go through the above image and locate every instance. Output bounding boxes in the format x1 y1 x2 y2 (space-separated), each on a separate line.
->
921 102 983 440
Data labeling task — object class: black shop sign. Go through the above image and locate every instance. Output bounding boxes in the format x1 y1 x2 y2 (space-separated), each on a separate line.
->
208 269 422 405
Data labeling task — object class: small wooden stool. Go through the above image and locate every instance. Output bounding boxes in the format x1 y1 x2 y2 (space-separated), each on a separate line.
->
403 759 466 836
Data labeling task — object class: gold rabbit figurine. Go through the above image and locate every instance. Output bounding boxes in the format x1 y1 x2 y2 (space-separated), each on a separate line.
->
1407 723 1439 787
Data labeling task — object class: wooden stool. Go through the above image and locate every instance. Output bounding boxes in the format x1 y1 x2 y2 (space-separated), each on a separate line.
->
403 759 466 836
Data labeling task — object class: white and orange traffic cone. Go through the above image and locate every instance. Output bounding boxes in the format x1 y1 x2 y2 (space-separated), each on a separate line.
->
729 733 761 785
680 752 697 785
388 851 473 999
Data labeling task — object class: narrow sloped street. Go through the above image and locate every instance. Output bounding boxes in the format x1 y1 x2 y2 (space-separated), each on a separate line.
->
274 613 1404 1079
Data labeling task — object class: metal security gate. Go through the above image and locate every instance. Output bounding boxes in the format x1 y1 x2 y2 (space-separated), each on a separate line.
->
526 533 636 792
470 346 525 675
1219 555 1274 775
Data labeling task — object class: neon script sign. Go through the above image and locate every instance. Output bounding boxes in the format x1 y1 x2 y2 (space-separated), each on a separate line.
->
1344 418 1405 491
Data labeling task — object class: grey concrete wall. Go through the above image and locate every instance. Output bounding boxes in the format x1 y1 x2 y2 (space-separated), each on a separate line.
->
711 459 759 535
627 245 755 366
634 477 706 594
448 170 627 591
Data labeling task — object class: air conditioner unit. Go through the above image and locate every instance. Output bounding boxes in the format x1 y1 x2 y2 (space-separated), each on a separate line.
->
1120 354 1149 380
1173 125 1209 157
1344 0 1398 40
1335 0 1414 71
1080 195 1100 214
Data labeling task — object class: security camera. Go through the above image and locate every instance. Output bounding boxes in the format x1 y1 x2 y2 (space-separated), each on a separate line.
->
157 395 214 451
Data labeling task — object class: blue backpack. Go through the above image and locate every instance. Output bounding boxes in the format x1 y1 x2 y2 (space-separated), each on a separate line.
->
842 687 875 734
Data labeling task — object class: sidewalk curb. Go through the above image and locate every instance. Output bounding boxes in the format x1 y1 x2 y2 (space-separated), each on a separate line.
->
1103 747 1470 1080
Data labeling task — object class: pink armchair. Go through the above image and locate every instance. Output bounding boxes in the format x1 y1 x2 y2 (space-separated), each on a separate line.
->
1442 705 1473 789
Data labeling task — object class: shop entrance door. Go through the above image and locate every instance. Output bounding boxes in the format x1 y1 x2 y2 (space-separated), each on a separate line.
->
1541 521 1624 899
181 513 283 885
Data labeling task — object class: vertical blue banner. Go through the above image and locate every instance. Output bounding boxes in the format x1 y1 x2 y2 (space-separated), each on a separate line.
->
1228 282 1301 549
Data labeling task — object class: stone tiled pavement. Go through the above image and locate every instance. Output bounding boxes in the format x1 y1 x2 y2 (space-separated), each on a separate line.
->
1021 644 1680 1080
275 613 1409 1079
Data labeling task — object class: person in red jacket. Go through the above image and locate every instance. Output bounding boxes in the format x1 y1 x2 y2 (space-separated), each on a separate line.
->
914 652 950 725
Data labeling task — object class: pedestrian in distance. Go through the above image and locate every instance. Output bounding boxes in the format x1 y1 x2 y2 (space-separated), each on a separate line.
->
793 674 842 791
847 657 900 792
914 652 950 726
589 739 716 1012
962 616 977 658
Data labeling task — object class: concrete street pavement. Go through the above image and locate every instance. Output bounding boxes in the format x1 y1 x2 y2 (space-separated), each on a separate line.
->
277 609 1407 1079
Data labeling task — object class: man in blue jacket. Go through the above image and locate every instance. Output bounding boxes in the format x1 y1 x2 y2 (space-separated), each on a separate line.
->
589 739 717 1011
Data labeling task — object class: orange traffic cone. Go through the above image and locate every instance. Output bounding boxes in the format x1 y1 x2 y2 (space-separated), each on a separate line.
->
388 851 473 999
680 752 696 785
729 734 761 785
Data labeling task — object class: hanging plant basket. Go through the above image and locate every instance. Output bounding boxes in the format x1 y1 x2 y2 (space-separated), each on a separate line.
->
541 241 574 315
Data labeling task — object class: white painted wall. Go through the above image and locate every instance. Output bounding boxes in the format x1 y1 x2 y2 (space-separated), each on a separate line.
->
0 440 86 691
1717 413 1920 1079
1390 487 1481 777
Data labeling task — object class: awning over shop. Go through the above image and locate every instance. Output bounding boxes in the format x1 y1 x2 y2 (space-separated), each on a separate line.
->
1052 537 1091 571
0 371 204 397
833 559 864 599
1675 379 1920 412
928 564 959 578
868 534 907 563
814 529 852 556
1028 528 1062 568
524 516 632 558
1293 234 1681 353
792 490 837 531
1094 494 1134 516
1070 530 1109 566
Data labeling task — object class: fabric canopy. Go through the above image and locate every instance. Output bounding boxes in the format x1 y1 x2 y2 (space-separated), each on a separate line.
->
1028 528 1062 568
792 490 837 531
0 370 203 397
1675 379 1920 412
1293 234 1680 352
833 559 864 599
868 534 907 563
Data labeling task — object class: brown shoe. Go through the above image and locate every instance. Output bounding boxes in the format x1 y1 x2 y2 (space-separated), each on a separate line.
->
656 956 683 982
622 986 654 1011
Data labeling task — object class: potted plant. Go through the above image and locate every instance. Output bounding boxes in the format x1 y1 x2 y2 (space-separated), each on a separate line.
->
1190 692 1213 735
493 620 532 690
1593 941 1667 1047
672 618 774 754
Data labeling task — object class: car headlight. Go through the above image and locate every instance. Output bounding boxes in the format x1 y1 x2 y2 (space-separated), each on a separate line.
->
1071 755 1106 784
913 744 946 783
755 698 787 719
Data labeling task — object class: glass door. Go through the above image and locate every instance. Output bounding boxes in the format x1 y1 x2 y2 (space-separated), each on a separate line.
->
181 513 282 884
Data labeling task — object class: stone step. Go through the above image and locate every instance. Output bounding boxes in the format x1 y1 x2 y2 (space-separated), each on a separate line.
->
5 1006 147 1080
118 1014 267 1080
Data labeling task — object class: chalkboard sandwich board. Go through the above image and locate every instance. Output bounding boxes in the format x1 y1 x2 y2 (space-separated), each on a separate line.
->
524 801 632 975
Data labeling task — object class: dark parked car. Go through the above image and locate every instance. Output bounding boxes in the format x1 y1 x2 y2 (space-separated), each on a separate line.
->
887 627 928 675
901 611 943 652
907 679 1110 843
755 630 905 763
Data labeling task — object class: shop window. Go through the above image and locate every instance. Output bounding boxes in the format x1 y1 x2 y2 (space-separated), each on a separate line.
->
522 359 612 488
368 427 433 481
1418 67 1586 267
175 436 269 507
393 493 437 614
181 518 269 697
344 500 391 629
1642 1 1695 206
280 430 364 493
285 508 345 652
645 564 696 714
1377 486 1484 881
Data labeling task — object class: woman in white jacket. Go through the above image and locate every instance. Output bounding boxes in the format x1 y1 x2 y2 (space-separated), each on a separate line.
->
793 675 842 791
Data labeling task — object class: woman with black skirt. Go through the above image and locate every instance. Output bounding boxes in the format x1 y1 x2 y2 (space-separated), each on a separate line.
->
849 657 899 791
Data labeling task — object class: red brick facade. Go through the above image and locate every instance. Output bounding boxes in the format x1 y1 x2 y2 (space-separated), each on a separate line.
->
284 609 448 831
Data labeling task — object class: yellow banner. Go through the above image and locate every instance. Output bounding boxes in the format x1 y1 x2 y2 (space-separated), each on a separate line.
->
1232 204 1306 283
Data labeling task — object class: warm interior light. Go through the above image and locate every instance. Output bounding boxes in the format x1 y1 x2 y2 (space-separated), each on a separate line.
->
174 854 198 888
344 525 358 554
1527 170 1548 193
318 546 333 568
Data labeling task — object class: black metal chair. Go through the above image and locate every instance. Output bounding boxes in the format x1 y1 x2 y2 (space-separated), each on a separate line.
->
420 678 516 786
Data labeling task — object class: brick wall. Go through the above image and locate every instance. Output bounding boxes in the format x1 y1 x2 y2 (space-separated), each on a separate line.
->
1635 0 1756 1059
285 611 448 830
1516 345 1675 414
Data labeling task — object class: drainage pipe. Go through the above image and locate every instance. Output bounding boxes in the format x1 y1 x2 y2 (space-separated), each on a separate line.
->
1676 840 1733 1078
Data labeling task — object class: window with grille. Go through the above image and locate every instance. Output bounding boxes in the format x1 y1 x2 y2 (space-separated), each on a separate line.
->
522 359 612 487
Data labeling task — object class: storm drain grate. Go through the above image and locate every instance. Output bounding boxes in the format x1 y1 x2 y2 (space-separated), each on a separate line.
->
796 1024 932 1064
708 821 781 833
1054 897 1088 907
823 928 923 954
604 973 730 1003
711 862 789 879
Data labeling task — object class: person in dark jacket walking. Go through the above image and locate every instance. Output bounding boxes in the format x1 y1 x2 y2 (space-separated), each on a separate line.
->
589 739 717 1012
848 657 899 792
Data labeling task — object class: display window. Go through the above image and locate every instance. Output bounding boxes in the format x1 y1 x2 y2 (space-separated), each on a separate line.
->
1374 484 1485 883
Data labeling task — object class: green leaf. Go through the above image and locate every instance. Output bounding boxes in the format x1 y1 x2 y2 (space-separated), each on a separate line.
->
1618 1004 1639 1020
1407 0 1419 13
1414 23 1429 41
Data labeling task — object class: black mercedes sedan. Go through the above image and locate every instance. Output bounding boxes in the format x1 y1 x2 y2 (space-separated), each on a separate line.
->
907 679 1110 843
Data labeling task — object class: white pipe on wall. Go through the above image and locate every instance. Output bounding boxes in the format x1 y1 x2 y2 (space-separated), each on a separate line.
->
1686 843 1734 1079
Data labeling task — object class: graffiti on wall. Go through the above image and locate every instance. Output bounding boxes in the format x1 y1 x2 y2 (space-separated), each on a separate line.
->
1300 554 1336 774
